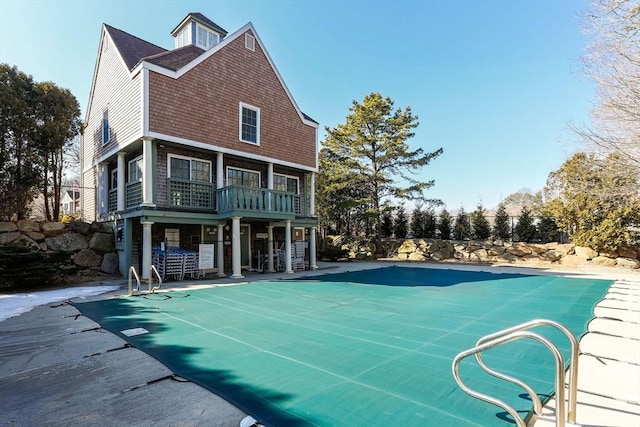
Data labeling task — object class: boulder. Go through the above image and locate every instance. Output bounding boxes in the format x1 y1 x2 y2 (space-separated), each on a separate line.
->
592 256 617 267
100 253 119 274
487 246 506 256
41 222 66 236
528 244 548 255
89 232 114 255
574 246 598 260
541 250 563 262
507 243 532 257
74 248 102 268
495 253 517 263
546 243 574 255
26 231 45 242
45 233 88 251
0 222 17 232
615 257 640 269
432 242 454 260
90 221 113 234
465 243 482 253
407 252 427 261
472 248 491 262
558 255 584 267
453 251 468 261
0 231 21 245
17 219 39 232
398 240 417 254
69 221 91 235
10 234 42 251
598 250 618 259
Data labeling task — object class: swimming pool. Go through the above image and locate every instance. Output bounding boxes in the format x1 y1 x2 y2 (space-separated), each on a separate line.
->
74 266 611 426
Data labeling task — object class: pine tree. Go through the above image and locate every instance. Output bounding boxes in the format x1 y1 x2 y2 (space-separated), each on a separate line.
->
453 208 471 240
438 209 452 240
410 205 425 238
424 209 437 238
492 203 511 241
514 206 536 242
470 204 491 240
537 212 559 243
394 206 409 239
381 210 393 238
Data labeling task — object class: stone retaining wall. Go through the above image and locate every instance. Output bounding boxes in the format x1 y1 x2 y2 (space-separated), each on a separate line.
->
390 239 640 270
0 220 119 287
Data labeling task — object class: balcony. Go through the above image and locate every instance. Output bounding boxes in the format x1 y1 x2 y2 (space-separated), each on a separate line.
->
126 181 142 208
108 189 117 212
216 185 306 217
168 178 214 210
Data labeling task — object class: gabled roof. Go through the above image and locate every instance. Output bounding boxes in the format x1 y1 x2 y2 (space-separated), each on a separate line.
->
171 12 228 37
144 45 206 71
104 24 166 71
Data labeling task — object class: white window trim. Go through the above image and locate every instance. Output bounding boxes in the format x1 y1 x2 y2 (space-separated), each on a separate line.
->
239 102 260 145
274 173 300 194
196 23 220 50
110 168 117 190
102 110 110 145
167 153 212 182
128 155 143 183
226 166 261 187
245 33 255 51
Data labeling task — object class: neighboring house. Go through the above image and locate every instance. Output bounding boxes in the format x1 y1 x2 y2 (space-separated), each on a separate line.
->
60 189 80 216
81 13 319 279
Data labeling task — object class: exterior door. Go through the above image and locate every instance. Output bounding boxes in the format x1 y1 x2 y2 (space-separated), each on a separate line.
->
240 225 250 267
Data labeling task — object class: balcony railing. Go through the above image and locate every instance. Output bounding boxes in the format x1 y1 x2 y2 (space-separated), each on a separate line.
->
217 185 301 215
126 181 142 208
168 178 214 209
108 189 117 212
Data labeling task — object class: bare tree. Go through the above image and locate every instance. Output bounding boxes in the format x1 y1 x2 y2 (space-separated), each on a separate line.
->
574 0 640 171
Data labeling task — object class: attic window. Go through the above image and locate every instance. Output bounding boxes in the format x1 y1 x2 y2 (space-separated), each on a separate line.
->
102 110 110 145
196 24 220 50
245 33 255 51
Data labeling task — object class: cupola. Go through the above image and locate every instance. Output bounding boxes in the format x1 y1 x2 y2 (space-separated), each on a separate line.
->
171 13 228 50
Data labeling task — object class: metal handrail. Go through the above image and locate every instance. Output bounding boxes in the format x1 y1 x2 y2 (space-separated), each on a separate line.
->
128 266 141 296
474 319 580 424
149 265 162 293
452 331 566 427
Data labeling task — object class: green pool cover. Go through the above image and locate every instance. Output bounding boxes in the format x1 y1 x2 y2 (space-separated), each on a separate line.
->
74 266 611 426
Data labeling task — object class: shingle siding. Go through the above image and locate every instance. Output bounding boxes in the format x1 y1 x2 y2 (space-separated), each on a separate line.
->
148 29 316 170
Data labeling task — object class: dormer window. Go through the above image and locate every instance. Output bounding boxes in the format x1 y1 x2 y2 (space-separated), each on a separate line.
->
196 24 220 50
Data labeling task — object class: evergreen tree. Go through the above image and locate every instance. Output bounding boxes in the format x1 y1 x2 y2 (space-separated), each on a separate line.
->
394 206 409 239
381 210 393 238
438 209 452 240
492 203 511 241
453 208 471 240
470 204 491 240
322 93 443 247
514 206 537 242
424 209 437 238
410 205 425 238
537 212 559 243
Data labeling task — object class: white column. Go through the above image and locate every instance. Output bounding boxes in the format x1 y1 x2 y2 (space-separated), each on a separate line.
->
284 220 293 274
309 172 316 216
267 162 274 189
216 152 224 189
141 220 153 280
267 225 275 272
141 137 154 206
231 216 243 278
97 162 109 218
216 223 225 277
310 227 318 270
117 152 126 211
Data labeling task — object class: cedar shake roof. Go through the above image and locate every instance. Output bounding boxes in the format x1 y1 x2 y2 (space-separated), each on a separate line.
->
144 45 206 71
104 24 167 70
171 12 228 37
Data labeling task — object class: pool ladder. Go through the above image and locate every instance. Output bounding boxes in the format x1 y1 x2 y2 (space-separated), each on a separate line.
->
452 319 580 427
128 265 162 296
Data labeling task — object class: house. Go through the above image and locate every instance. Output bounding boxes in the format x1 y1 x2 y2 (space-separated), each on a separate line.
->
81 13 319 279
60 189 80 216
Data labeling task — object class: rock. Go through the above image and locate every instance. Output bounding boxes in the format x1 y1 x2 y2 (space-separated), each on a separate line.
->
574 246 598 260
398 240 417 254
618 247 638 259
472 248 491 262
69 221 91 235
453 251 468 261
507 243 532 257
407 252 427 261
89 232 114 255
465 243 482 253
26 231 45 242
598 250 618 259
487 246 506 256
432 242 454 260
0 231 21 245
17 219 39 232
45 233 88 251
528 244 548 255
546 243 574 255
10 235 41 251
74 248 103 268
592 256 617 267
100 253 119 274
558 255 585 267
520 254 548 264
0 222 17 232
616 257 640 269
40 243 48 251
541 250 563 262
90 221 113 234
494 253 517 263
41 222 66 236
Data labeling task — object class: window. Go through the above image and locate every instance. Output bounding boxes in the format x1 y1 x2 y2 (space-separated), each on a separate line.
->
169 155 211 182
128 156 143 183
227 167 260 187
175 26 190 48
245 33 255 51
196 24 220 50
239 103 260 144
274 174 299 194
102 110 110 144
110 169 117 190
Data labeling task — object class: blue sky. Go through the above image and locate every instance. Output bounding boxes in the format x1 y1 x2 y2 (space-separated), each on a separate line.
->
0 0 593 211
